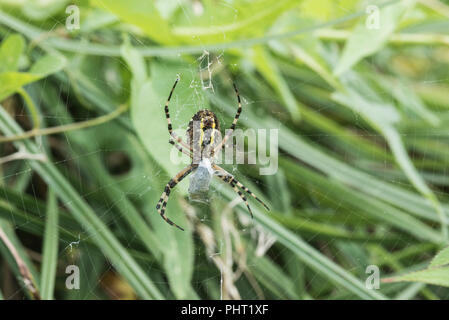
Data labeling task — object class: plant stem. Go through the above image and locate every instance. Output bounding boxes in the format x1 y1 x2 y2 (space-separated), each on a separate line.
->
0 148 47 164
0 104 128 143
315 29 449 46
0 225 40 299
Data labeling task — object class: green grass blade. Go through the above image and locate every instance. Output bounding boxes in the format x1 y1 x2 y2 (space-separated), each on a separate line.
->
0 218 40 298
281 158 443 243
210 93 449 225
214 180 387 299
40 190 59 300
0 105 164 300
332 86 448 241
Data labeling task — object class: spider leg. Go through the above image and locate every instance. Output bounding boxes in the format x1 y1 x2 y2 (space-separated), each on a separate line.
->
164 77 192 150
213 165 270 216
156 165 195 231
216 173 253 218
213 82 242 154
169 139 192 158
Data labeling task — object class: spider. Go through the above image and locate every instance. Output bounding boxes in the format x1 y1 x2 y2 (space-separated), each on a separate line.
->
156 77 270 231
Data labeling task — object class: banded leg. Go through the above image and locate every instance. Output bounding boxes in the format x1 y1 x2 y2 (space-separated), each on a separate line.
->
164 77 191 150
213 82 242 154
156 165 195 231
214 165 270 215
217 174 253 218
169 139 192 158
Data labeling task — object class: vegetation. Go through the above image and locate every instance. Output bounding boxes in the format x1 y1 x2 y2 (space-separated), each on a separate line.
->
0 0 449 299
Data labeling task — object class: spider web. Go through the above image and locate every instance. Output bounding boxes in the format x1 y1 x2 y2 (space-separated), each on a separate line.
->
0 6 283 301
1 0 447 301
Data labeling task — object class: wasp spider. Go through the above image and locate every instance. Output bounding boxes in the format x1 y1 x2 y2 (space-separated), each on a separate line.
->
156 78 270 231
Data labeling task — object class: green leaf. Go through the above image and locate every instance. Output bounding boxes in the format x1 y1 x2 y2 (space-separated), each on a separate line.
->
132 80 182 177
0 72 41 101
334 0 415 75
332 78 447 241
300 0 355 21
173 0 300 43
387 267 449 287
247 244 300 299
81 9 118 33
0 54 66 101
91 0 174 44
373 76 440 126
2 0 72 21
120 42 148 85
286 42 341 90
0 33 25 73
125 52 200 183
384 246 449 288
430 246 449 268
0 197 86 246
252 46 302 122
0 218 41 298
29 53 66 76
40 190 59 300
281 158 443 243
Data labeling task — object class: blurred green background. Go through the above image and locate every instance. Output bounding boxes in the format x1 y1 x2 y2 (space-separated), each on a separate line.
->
0 0 449 300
